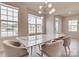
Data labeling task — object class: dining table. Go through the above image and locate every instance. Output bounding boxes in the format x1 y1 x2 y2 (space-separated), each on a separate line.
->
16 33 66 56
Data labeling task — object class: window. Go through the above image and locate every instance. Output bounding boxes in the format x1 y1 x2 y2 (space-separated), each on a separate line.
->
0 3 18 37
28 14 43 34
37 17 43 33
68 20 78 32
55 18 59 33
28 14 36 34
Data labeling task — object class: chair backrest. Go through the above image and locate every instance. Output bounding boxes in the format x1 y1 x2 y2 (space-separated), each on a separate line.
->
42 40 64 57
3 40 21 48
3 40 28 57
9 41 21 47
62 36 71 47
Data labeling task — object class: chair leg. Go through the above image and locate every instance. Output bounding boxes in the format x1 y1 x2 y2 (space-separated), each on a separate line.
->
64 47 67 56
68 46 71 56
30 46 33 56
41 50 43 57
38 44 41 50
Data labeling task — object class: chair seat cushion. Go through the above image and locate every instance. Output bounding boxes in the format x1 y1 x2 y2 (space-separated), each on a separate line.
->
10 41 21 47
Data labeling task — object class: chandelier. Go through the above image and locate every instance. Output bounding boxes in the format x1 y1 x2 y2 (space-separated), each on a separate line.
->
38 2 56 15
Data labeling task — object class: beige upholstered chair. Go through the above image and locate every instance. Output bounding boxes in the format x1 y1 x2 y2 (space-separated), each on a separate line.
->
3 40 29 57
62 36 71 56
41 40 63 57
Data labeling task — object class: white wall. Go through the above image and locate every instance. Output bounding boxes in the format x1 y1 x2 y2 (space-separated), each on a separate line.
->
54 15 63 33
46 14 55 35
46 14 79 39
62 15 79 39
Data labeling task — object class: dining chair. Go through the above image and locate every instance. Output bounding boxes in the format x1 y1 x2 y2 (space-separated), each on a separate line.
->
62 36 71 56
41 40 63 57
3 40 29 57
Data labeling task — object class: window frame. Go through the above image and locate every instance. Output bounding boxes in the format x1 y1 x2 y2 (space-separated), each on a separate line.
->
68 20 78 32
28 14 43 35
0 3 19 38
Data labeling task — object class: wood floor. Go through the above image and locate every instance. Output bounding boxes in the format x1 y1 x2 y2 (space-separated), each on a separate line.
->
0 39 79 57
69 39 79 57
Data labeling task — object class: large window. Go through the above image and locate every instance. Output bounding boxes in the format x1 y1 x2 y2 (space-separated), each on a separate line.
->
68 20 78 32
0 3 18 37
55 18 59 33
55 17 62 33
28 14 43 34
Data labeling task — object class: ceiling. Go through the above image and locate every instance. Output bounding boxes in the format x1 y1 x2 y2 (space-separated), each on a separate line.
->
5 2 79 17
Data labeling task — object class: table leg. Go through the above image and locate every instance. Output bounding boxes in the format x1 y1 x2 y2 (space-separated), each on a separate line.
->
36 44 43 57
38 44 41 50
30 46 33 56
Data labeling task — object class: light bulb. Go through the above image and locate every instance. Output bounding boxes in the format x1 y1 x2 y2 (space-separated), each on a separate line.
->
48 4 52 8
39 6 42 9
49 11 52 14
38 11 42 14
49 8 56 14
51 8 56 12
